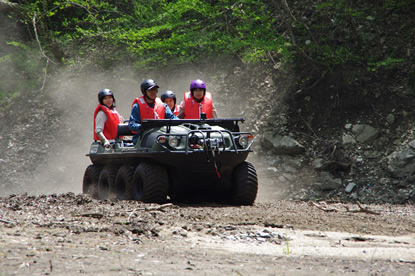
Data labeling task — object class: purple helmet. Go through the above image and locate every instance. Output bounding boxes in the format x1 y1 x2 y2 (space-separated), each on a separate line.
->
190 79 206 92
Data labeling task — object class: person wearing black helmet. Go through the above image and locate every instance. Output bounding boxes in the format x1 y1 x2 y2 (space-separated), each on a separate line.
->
128 79 178 145
94 89 124 148
161 90 179 115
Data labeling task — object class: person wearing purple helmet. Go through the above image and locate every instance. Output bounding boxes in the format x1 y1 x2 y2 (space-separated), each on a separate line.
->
177 79 218 119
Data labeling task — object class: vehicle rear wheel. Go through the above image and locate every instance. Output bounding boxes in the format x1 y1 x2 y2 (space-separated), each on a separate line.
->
132 162 168 203
98 165 119 200
230 161 258 205
115 165 135 200
82 165 102 199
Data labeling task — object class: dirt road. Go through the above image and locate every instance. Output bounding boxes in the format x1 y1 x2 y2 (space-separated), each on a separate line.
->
0 193 414 275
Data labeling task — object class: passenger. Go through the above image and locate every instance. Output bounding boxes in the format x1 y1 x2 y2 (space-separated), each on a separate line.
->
177 79 218 119
94 89 124 148
161 90 179 116
129 79 178 145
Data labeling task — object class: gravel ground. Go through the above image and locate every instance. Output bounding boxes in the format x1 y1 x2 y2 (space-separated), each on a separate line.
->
1 193 414 275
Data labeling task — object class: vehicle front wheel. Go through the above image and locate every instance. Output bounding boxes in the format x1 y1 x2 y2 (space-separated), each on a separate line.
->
131 162 168 203
230 161 258 205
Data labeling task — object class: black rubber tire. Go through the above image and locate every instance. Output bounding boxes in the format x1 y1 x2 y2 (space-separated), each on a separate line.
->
82 165 102 198
230 161 258 205
131 162 168 203
115 165 135 200
98 165 119 200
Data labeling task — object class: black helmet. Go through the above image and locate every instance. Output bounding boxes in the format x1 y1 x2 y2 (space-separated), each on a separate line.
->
161 90 176 105
140 79 159 95
98 89 114 105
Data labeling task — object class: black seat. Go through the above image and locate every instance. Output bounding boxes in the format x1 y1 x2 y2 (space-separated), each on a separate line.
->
116 124 133 140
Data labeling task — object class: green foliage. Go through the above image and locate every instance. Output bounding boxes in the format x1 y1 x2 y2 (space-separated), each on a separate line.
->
8 0 292 69
367 58 404 72
0 39 45 100
2 0 414 87
383 0 415 11
283 237 291 255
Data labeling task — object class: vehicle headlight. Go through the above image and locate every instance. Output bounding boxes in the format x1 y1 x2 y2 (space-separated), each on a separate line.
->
237 134 253 148
168 136 179 148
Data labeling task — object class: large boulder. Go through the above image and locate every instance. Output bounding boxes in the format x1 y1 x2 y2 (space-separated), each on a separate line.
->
386 141 415 178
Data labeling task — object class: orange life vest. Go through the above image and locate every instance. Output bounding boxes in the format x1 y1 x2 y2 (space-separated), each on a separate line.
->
131 96 165 119
183 92 213 119
93 104 121 140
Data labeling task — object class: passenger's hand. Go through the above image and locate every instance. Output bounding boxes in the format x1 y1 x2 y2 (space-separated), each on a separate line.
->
104 140 111 148
97 131 111 148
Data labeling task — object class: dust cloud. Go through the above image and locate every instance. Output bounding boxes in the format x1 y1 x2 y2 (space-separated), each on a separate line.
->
14 66 211 196
2 58 285 201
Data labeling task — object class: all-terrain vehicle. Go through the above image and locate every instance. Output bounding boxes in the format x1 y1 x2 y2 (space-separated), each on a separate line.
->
82 118 258 205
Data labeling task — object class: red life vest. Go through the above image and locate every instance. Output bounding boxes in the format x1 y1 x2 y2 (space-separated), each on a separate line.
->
93 104 121 140
172 104 179 116
183 92 213 119
131 96 165 119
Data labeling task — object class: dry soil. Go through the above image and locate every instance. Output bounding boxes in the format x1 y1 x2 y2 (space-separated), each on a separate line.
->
1 193 414 275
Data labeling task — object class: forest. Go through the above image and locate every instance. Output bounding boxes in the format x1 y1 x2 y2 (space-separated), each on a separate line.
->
2 0 414 99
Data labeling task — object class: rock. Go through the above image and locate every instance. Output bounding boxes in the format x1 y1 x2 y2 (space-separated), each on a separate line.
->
386 114 395 124
386 140 415 178
312 158 325 170
345 182 356 193
261 134 305 155
363 150 382 159
279 115 288 125
351 124 379 143
282 164 297 173
313 172 342 191
267 167 278 173
342 134 356 144
397 189 411 203
258 231 271 238
279 173 296 182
